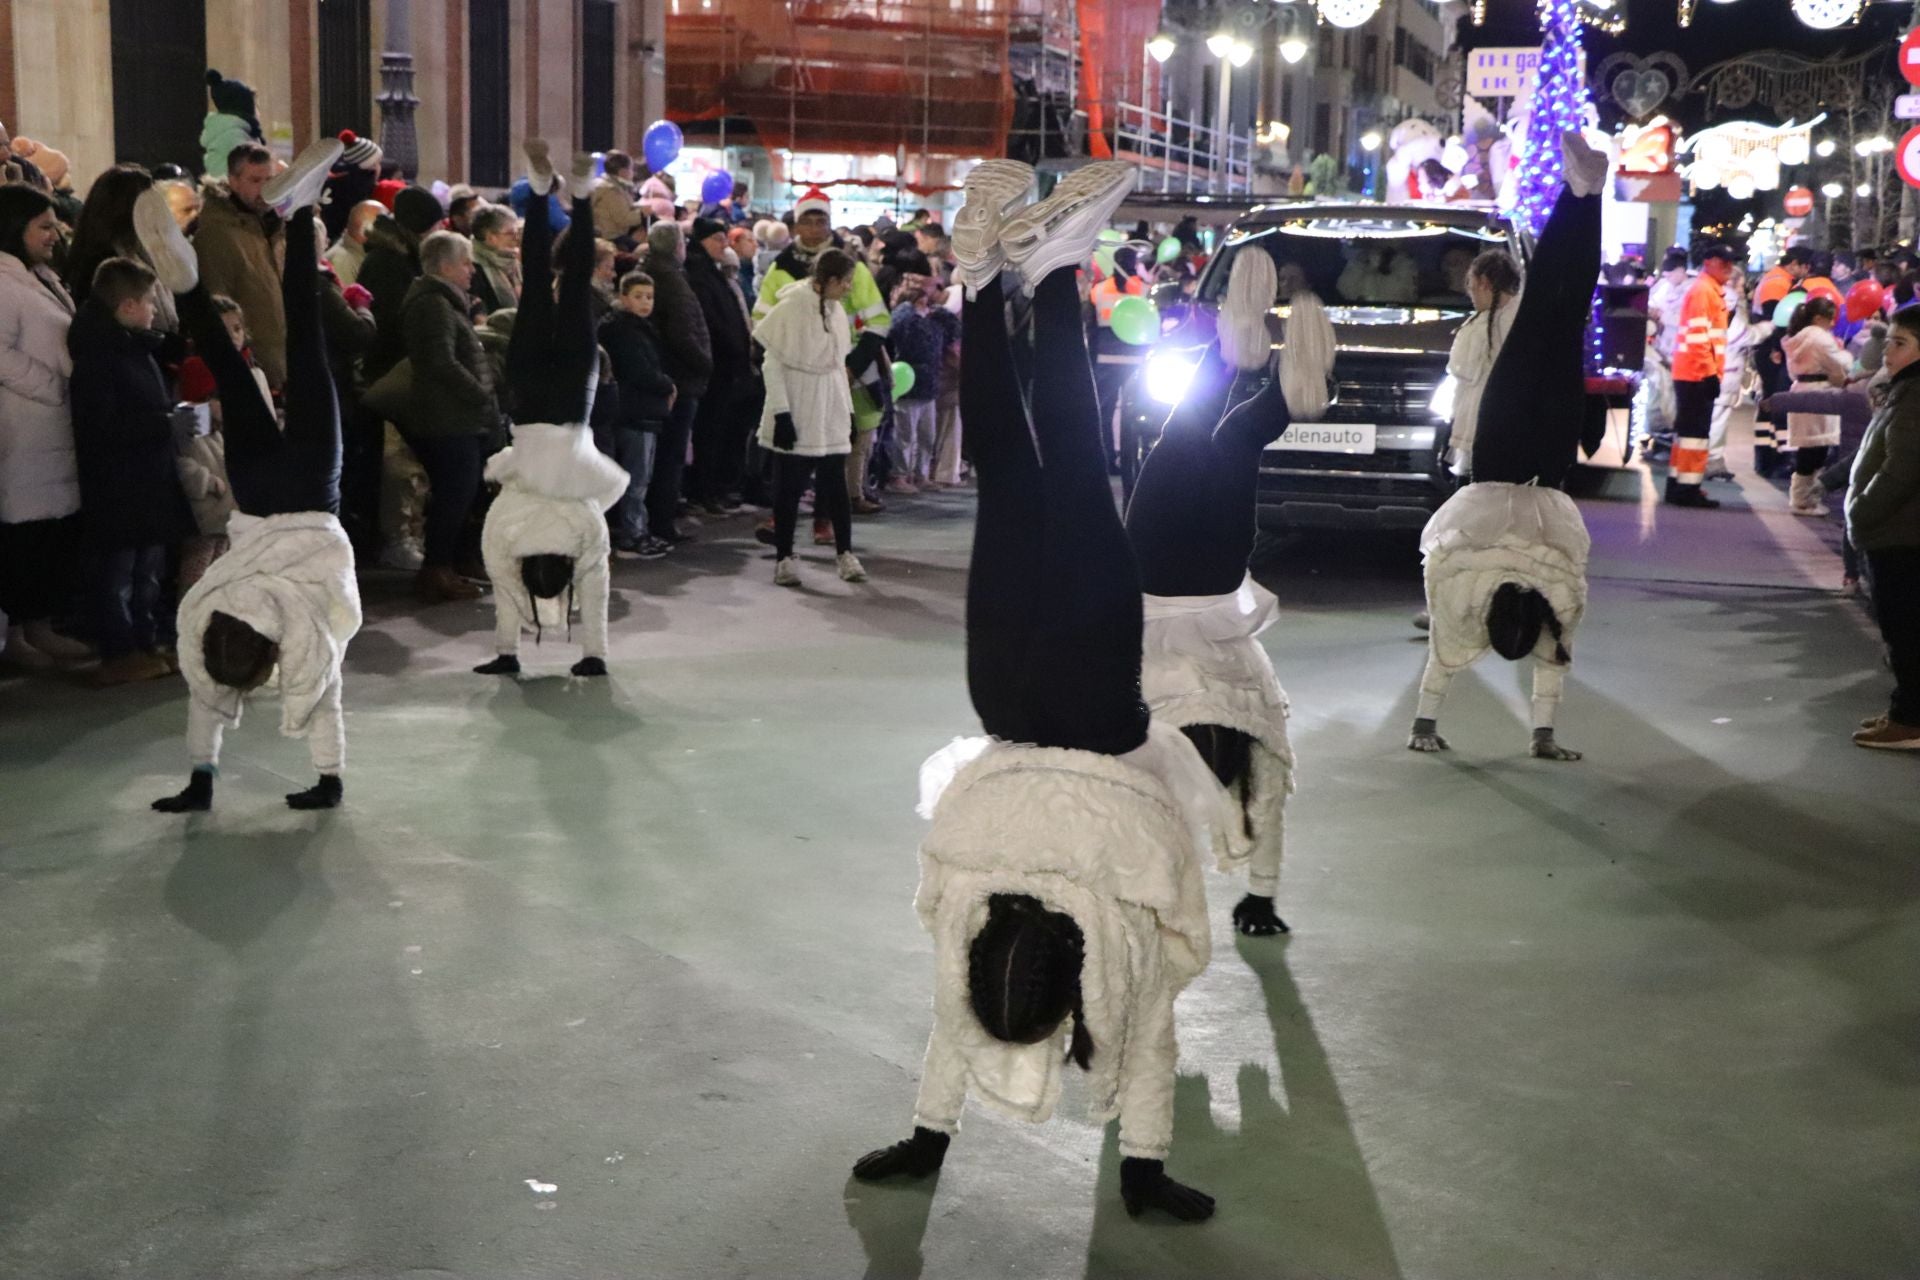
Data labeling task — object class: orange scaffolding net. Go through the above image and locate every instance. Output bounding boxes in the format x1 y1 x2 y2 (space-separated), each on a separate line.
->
666 0 1162 160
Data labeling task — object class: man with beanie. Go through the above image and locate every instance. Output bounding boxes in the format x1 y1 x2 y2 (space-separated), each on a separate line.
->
1666 245 1733 509
685 216 753 512
193 142 289 387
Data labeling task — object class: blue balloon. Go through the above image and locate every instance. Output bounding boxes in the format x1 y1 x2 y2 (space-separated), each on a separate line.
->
642 119 682 174
701 170 734 206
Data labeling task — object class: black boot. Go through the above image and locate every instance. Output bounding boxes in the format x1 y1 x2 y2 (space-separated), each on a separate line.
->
152 769 214 813
852 1127 950 1181
1664 478 1720 509
570 656 608 677
286 774 343 810
474 654 521 675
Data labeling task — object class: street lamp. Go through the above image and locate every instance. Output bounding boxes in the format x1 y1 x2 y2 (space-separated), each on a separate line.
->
1821 181 1844 197
1147 31 1177 63
1360 130 1383 152
1206 31 1235 58
1280 35 1310 63
1229 39 1254 67
1814 138 1836 158
1856 135 1893 157
1856 181 1874 197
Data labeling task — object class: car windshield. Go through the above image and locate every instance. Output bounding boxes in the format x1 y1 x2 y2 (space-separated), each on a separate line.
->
1202 215 1511 316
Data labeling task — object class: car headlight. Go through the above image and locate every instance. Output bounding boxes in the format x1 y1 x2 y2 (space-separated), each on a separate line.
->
1427 374 1458 421
1144 353 1198 406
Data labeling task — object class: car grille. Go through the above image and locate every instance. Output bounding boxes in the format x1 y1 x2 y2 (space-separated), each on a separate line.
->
1263 449 1428 475
1322 378 1440 424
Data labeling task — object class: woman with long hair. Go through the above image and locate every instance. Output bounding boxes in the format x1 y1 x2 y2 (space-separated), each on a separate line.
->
1442 248 1523 478
63 164 176 334
0 182 89 668
753 245 865 586
1782 294 1852 515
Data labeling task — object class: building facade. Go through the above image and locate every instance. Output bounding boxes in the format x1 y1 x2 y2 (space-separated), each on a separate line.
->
0 0 668 191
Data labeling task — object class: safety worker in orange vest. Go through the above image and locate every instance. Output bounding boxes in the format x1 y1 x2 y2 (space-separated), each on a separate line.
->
1091 245 1150 474
1666 244 1734 509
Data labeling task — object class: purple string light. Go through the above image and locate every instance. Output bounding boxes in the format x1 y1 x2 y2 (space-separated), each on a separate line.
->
1509 0 1592 239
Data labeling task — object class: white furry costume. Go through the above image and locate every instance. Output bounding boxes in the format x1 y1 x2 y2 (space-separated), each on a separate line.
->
908 722 1223 1160
479 424 628 659
178 511 362 773
1141 575 1294 897
1417 482 1589 729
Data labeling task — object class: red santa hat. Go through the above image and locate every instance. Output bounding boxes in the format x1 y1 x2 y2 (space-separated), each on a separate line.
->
794 187 832 218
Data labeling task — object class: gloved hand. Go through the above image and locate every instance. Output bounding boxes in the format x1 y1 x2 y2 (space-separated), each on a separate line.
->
1119 1157 1215 1221
1231 894 1289 937
773 411 797 451
152 769 213 813
286 774 344 810
852 1127 950 1181
343 283 373 311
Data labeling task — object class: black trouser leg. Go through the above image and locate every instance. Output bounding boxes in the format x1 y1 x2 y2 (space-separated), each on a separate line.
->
0 515 80 623
1025 267 1148 756
1471 184 1602 487
813 454 852 553
278 205 342 514
646 395 697 539
1867 548 1920 726
961 277 1047 746
772 451 810 559
692 382 735 505
405 433 485 567
177 284 289 515
1794 445 1828 476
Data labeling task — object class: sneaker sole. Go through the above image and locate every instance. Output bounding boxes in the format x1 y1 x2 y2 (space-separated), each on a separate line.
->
952 161 1037 284
133 188 198 293
262 138 346 213
1000 162 1135 281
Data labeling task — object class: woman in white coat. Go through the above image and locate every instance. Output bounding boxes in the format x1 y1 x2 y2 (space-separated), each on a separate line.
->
754 248 865 586
1442 249 1523 478
1782 296 1853 515
0 184 90 667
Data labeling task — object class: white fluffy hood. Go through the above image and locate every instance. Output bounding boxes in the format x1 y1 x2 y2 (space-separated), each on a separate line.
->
753 280 850 375
485 423 629 511
178 512 361 736
912 726 1217 1127
1421 482 1589 670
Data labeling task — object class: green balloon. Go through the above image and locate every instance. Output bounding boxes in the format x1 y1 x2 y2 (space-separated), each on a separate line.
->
891 361 916 398
1156 235 1182 265
1098 227 1127 245
1094 246 1117 274
1109 294 1160 346
1772 289 1806 330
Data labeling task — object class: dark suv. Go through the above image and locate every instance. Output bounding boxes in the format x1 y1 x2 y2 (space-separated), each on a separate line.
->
1120 202 1522 531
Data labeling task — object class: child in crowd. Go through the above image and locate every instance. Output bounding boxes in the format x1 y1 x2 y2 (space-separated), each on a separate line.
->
886 274 956 490
173 297 265 589
599 270 677 560
69 256 195 685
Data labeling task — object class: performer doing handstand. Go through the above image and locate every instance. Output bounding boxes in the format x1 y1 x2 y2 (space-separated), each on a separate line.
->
141 140 364 813
852 159 1225 1221
1410 132 1609 762
474 141 628 678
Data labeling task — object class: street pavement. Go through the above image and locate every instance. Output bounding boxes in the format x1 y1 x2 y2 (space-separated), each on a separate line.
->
2 421 1915 1279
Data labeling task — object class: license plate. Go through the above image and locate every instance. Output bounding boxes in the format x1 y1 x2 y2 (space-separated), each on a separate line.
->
1274 423 1377 454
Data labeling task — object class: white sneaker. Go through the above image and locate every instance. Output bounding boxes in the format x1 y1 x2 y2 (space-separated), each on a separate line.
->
1561 130 1609 199
380 539 425 571
999 162 1136 291
569 151 597 202
263 137 345 217
133 188 198 293
837 552 868 583
525 139 556 195
951 160 1036 296
774 557 801 587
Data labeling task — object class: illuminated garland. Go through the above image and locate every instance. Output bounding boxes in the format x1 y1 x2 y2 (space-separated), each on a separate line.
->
1509 0 1593 238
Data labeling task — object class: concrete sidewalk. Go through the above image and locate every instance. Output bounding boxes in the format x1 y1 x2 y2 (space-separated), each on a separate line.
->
2 447 1913 1278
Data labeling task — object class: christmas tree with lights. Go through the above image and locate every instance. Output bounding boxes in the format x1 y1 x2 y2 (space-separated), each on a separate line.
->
1508 0 1592 238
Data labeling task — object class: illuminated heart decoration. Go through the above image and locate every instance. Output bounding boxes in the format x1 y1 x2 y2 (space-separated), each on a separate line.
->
1612 69 1672 118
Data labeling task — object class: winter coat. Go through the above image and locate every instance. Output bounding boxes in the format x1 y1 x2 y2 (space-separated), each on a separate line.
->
470 241 520 316
590 177 645 242
480 424 628 660
175 421 236 537
319 270 377 399
1141 576 1294 898
179 510 360 774
399 275 494 439
1443 291 1519 474
1847 363 1920 553
1783 324 1850 450
641 248 712 399
599 309 675 429
1421 481 1588 674
887 303 955 403
325 236 367 288
909 723 1222 1160
356 216 422 380
193 188 288 388
685 249 752 381
199 112 260 180
66 300 193 549
0 251 78 524
754 280 853 457
752 241 891 336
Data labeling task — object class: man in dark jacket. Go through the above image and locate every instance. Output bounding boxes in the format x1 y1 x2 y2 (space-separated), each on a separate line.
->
684 216 754 513
600 270 679 558
640 221 711 543
357 185 445 382
68 258 194 684
399 230 495 603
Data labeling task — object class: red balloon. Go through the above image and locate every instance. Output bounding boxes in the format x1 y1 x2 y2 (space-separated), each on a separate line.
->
1846 279 1885 323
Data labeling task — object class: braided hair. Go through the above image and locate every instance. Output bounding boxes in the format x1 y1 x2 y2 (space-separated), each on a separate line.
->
811 248 857 333
1468 249 1522 364
968 893 1094 1070
1487 582 1569 664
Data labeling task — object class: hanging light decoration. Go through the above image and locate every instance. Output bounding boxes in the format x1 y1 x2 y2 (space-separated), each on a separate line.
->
1678 0 1697 27
1471 0 1488 25
1790 0 1862 29
1508 0 1594 238
1315 0 1382 29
